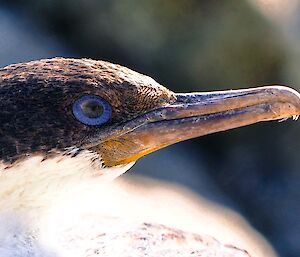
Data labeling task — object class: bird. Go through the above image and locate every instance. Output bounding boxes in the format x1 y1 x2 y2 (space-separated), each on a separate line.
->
0 57 299 257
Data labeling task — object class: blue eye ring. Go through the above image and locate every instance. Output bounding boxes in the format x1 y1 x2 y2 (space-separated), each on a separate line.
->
72 95 112 126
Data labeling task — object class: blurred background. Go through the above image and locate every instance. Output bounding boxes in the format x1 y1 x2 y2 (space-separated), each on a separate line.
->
0 0 299 256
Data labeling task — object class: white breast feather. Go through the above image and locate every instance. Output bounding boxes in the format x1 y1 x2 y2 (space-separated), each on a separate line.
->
0 151 134 257
0 151 251 257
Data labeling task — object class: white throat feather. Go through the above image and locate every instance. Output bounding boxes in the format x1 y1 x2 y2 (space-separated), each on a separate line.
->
0 150 135 211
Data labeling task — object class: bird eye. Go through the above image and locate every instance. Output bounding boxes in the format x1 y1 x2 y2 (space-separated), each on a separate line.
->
72 95 112 126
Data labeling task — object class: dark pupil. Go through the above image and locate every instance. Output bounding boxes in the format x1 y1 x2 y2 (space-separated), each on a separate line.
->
80 100 104 118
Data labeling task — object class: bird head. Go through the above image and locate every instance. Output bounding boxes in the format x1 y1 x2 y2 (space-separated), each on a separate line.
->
1 58 300 173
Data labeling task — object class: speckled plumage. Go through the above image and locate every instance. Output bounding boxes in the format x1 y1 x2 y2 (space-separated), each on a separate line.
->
0 58 174 163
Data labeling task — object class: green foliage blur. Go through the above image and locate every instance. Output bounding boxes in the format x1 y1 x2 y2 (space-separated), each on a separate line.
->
11 0 289 88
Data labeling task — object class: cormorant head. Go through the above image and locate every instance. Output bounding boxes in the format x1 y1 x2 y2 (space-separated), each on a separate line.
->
1 58 300 173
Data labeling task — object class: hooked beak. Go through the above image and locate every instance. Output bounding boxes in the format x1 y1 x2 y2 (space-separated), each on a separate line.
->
89 85 300 167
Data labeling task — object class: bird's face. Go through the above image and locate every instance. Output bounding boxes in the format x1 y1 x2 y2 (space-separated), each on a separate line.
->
1 58 300 171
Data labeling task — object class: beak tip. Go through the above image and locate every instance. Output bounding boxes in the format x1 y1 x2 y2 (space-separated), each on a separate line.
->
273 85 300 114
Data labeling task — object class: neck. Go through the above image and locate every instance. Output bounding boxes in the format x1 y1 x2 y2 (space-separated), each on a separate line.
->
0 152 134 212
0 152 134 257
